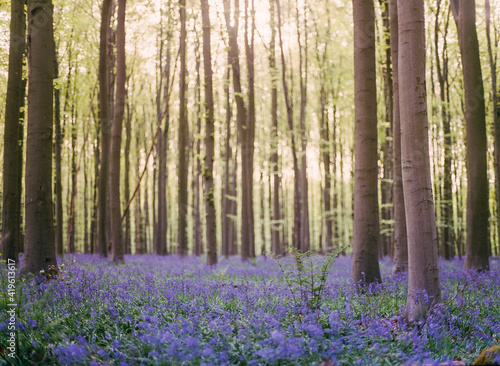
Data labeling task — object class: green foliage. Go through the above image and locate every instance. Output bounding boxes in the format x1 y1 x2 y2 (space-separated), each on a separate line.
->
268 244 348 311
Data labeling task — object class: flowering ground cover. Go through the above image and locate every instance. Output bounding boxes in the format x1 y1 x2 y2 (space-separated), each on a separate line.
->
1 255 499 365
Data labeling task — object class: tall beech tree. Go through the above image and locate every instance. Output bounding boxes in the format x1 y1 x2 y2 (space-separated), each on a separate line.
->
22 0 57 274
486 0 500 250
312 2 336 254
97 0 113 257
178 0 189 256
221 59 237 257
389 0 408 274
223 0 252 259
243 0 256 259
378 0 393 258
124 88 132 254
276 0 301 254
451 0 490 271
134 129 144 254
352 0 381 285
65 47 77 254
269 0 282 256
398 0 442 319
193 32 203 256
157 46 170 256
434 0 453 260
109 0 127 262
156 3 172 256
54 50 63 256
296 0 310 253
90 109 100 254
2 0 26 263
201 0 217 265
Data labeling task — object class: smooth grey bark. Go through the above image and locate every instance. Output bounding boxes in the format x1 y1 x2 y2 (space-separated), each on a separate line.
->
269 0 282 256
90 110 100 254
97 0 113 257
194 35 202 256
389 0 408 274
66 54 77 254
221 62 233 257
134 130 144 254
84 133 89 254
22 0 57 274
2 0 26 263
223 0 252 259
486 0 500 257
276 0 301 254
379 0 393 258
109 0 126 263
435 0 453 260
202 0 217 265
124 89 132 254
156 14 171 256
352 0 382 286
243 0 256 259
54 50 63 257
178 0 189 256
398 0 442 319
451 0 490 271
296 0 310 253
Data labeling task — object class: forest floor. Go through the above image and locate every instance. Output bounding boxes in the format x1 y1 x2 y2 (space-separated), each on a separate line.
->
1 254 499 365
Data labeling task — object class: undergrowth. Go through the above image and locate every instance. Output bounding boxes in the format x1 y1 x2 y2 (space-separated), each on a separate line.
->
0 255 498 365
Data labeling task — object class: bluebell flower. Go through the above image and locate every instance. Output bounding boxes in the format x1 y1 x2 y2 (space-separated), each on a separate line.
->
53 344 88 364
27 318 37 328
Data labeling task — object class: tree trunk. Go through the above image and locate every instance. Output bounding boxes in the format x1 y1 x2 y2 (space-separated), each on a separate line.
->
223 0 251 259
84 137 89 254
242 0 256 259
276 0 301 254
389 0 408 274
379 0 393 258
90 109 100 254
451 0 490 271
22 0 57 274
66 63 77 254
202 0 218 265
331 104 339 250
352 0 381 286
260 172 266 254
486 0 499 257
321 96 332 250
97 0 113 257
152 157 158 254
221 55 238 257
229 150 238 255
157 21 171 256
194 34 203 256
178 0 189 256
109 0 126 263
54 51 63 257
2 0 26 263
317 47 332 253
296 0 309 253
398 0 442 319
135 130 143 254
222 62 232 257
269 0 282 256
144 148 150 253
435 0 453 260
124 89 132 254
